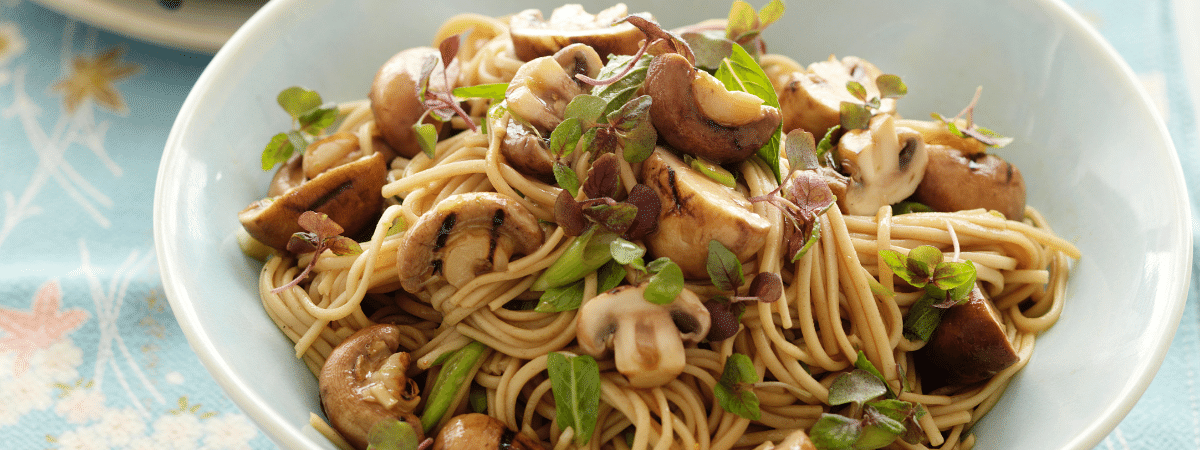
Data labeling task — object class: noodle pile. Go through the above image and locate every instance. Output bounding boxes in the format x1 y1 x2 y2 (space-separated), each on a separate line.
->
252 10 1080 450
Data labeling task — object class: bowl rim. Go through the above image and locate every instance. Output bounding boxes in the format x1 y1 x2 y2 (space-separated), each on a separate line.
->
153 0 1193 449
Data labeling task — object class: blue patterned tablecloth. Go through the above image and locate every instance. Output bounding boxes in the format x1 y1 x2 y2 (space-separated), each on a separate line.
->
0 1 1196 449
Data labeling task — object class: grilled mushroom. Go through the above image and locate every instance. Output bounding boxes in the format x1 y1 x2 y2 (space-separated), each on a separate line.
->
508 3 649 61
914 284 1020 389
836 114 929 216
239 151 387 251
370 46 451 158
778 55 897 138
395 192 545 293
432 413 544 450
644 52 781 164
897 119 1026 220
576 283 711 388
320 324 424 450
641 147 770 279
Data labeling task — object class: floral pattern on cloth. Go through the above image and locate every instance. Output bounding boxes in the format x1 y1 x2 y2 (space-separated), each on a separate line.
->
0 1 273 449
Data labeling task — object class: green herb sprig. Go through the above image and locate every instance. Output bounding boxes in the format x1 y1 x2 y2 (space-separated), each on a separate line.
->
809 352 928 450
547 352 601 446
261 86 339 171
270 211 362 294
878 245 977 341
840 75 907 131
931 86 1013 148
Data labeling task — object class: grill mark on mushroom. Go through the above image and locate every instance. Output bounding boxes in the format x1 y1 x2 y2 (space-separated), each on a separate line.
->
308 180 355 211
434 213 457 251
665 164 682 213
487 209 506 263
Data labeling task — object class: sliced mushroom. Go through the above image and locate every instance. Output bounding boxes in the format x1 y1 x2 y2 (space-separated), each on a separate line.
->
320 324 424 450
370 47 450 158
500 44 603 181
509 4 649 61
395 192 545 293
778 55 897 138
239 151 388 250
432 413 545 450
914 284 1020 389
576 283 711 388
751 429 817 450
836 114 929 216
645 52 781 164
895 118 989 156
641 147 770 279
911 144 1026 220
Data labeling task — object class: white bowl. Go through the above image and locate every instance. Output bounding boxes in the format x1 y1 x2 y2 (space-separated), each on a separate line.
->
154 0 1192 449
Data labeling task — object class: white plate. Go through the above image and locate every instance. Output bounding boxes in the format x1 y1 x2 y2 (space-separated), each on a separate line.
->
154 0 1192 449
30 0 265 54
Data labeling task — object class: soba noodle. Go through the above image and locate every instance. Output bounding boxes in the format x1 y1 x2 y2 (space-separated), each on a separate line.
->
246 8 1080 450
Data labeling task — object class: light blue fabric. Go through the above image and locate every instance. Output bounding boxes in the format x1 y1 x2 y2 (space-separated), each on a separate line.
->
0 0 1195 449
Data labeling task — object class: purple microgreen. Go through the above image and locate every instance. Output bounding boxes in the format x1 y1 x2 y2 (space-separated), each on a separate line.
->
704 298 745 341
686 154 737 188
623 183 660 241
855 406 906 449
413 34 478 134
930 260 976 297
622 15 695 64
413 123 439 158
619 122 657 163
535 279 586 313
554 160 581 197
272 212 360 294
753 170 833 261
840 101 872 130
816 125 840 162
706 240 744 291
748 272 782 303
588 54 653 104
714 43 783 182
809 414 861 450
554 189 588 237
935 86 1013 148
846 80 868 102
550 117 583 157
452 82 508 101
366 418 421 450
582 200 637 236
876 74 907 99
546 352 601 446
643 257 684 305
869 400 927 444
583 153 622 199
854 351 896 398
784 129 818 172
608 94 651 131
438 33 461 73
715 353 761 420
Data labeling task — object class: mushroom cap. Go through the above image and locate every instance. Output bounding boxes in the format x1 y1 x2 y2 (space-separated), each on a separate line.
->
505 55 587 131
641 148 770 279
508 4 649 61
778 55 897 138
576 283 711 388
837 114 929 216
319 324 424 450
911 144 1026 221
395 192 545 293
645 52 782 164
239 151 387 251
499 118 556 182
370 46 449 158
432 413 545 450
913 285 1020 389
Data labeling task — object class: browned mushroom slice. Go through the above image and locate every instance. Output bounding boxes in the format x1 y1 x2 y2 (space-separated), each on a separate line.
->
641 148 770 280
911 144 1026 221
644 52 781 164
576 283 711 388
239 151 387 251
836 114 929 216
778 55 897 138
370 46 451 158
320 324 424 450
395 192 545 293
432 413 545 450
914 284 1020 389
508 4 649 61
896 118 990 156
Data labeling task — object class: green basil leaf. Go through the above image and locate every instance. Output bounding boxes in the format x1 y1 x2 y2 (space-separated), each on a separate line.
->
643 258 683 305
906 245 944 284
714 353 761 420
596 259 627 293
592 54 653 106
554 160 581 197
714 44 782 183
535 280 586 312
262 132 295 171
452 82 508 100
564 94 607 126
277 86 323 119
547 353 601 446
